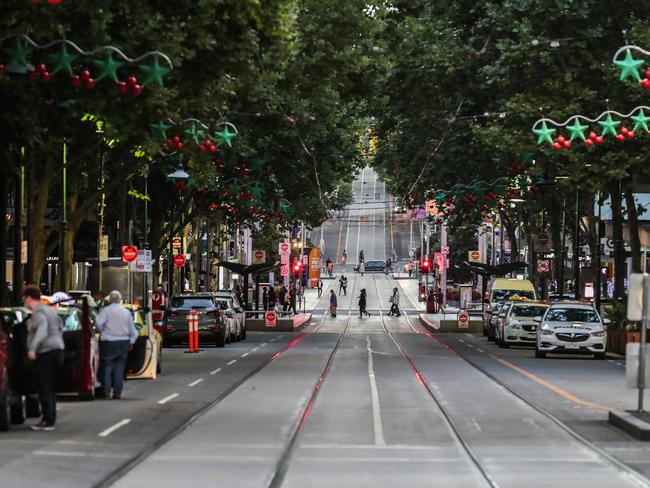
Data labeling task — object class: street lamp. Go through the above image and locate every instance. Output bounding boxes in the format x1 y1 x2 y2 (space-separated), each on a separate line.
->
167 167 190 296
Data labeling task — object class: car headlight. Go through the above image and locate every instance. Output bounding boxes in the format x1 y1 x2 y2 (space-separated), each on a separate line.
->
591 330 606 337
540 328 554 335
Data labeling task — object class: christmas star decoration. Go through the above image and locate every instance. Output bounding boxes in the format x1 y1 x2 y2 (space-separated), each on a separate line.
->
184 124 205 145
216 126 237 147
4 38 31 68
49 44 78 76
533 121 555 145
598 114 621 137
631 109 650 132
614 49 644 81
139 56 171 87
94 52 125 82
566 118 589 142
251 183 264 198
278 199 291 216
150 121 173 140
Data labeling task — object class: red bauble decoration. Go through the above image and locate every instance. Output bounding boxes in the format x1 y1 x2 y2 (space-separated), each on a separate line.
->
562 140 571 149
40 71 50 82
117 81 128 94
0 64 5 73
595 136 603 144
35 63 47 74
616 134 626 142
588 131 597 141
85 78 96 89
172 135 181 144
210 202 218 209
127 74 137 87
80 68 91 81
71 74 81 87
627 131 635 139
47 0 62 4
641 78 650 90
585 139 594 147
198 144 206 152
209 144 217 153
26 69 37 81
557 135 566 144
132 84 143 96
176 142 185 150
552 142 561 151
621 127 629 135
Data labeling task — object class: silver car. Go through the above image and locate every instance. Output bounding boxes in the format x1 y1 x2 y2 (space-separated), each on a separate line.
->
213 292 246 342
497 303 548 348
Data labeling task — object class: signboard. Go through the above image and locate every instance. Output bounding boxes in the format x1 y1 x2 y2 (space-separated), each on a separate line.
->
173 253 186 268
468 250 481 263
457 310 470 328
122 245 138 263
441 246 449 255
20 240 28 264
435 252 445 272
265 310 277 327
172 237 182 250
253 249 266 265
280 254 289 265
535 233 552 252
99 235 109 262
135 249 153 272
280 265 289 276
279 242 290 254
536 259 550 273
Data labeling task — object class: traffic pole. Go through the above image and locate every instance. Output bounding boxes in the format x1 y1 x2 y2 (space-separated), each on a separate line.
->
193 310 200 352
187 311 194 352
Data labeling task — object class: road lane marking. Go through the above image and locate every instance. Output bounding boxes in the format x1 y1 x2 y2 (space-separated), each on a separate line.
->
366 336 386 446
210 368 222 375
98 419 131 437
270 338 276 342
227 359 237 365
494 357 612 411
241 352 249 357
466 344 474 349
458 339 465 343
476 348 485 353
262 343 267 346
188 378 204 387
252 347 259 352
157 393 179 405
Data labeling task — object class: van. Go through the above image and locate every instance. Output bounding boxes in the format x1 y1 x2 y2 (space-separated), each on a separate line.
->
486 278 537 312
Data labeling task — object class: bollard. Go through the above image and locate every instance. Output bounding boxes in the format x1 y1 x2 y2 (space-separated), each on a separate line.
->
193 310 200 352
185 311 202 353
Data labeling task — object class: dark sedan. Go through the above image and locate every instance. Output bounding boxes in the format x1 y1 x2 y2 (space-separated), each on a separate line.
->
354 260 388 273
163 294 228 347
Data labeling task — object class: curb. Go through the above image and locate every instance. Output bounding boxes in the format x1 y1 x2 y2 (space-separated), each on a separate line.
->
609 410 650 441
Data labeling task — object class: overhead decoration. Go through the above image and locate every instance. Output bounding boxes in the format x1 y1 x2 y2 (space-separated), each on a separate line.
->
0 34 173 96
152 118 238 154
531 106 650 150
612 46 650 87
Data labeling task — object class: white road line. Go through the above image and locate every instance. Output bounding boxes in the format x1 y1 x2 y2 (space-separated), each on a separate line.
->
188 378 204 387
617 362 624 366
252 347 259 352
227 359 237 365
366 336 386 446
465 333 473 338
458 339 465 343
210 368 222 375
476 348 485 353
241 352 249 357
98 418 131 437
466 344 475 349
261 343 267 346
157 393 179 405
270 338 275 342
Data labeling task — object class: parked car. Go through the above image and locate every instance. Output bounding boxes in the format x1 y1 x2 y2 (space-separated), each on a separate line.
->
213 291 246 341
535 303 609 359
485 302 508 341
354 260 388 273
124 304 162 379
163 294 229 347
492 302 513 344
496 303 549 348
0 312 14 431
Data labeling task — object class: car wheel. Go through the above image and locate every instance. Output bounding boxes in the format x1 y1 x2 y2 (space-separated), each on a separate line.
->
10 397 25 425
217 333 226 348
241 327 246 341
0 391 10 432
25 395 41 417
535 348 546 359
594 352 606 360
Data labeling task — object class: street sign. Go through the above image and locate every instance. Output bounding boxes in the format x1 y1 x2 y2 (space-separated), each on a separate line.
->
136 249 153 272
122 245 138 263
279 242 290 254
536 259 550 273
280 254 289 265
441 246 449 255
173 254 186 268
99 235 109 262
265 310 277 327
172 237 182 250
535 233 552 252
253 249 266 264
457 310 470 329
280 265 289 276
468 250 481 263
435 253 445 272
20 240 28 264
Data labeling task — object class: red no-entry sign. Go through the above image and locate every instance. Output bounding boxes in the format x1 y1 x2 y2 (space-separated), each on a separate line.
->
265 311 277 327
173 254 186 268
122 245 138 262
457 310 470 328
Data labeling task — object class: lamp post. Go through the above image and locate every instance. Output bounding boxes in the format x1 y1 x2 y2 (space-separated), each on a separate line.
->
167 167 190 296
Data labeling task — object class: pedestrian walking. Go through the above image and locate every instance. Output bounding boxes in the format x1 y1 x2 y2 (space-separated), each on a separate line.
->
341 276 348 295
23 285 64 431
358 289 370 318
262 287 268 311
406 260 414 278
279 286 287 311
338 275 346 295
436 287 444 312
327 260 334 278
342 250 347 265
388 287 401 317
289 286 298 315
317 278 323 298
268 286 276 309
95 290 138 399
359 250 365 263
359 261 365 276
329 290 338 317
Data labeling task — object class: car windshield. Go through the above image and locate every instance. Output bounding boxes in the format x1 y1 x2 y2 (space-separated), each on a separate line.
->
492 289 536 301
171 297 214 309
545 308 600 323
512 305 548 318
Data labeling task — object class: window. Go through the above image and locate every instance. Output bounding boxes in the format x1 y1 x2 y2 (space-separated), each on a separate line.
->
171 297 214 309
61 310 81 331
512 306 548 318
217 300 231 311
491 289 536 301
545 308 600 323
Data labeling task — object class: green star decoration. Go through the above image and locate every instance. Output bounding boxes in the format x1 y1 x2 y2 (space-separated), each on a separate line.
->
598 114 621 137
251 183 264 198
49 44 78 76
94 52 125 82
4 38 31 68
631 109 650 132
139 56 171 87
216 126 237 147
150 121 173 140
614 49 644 81
533 121 556 145
566 118 589 142
278 199 291 216
184 124 205 145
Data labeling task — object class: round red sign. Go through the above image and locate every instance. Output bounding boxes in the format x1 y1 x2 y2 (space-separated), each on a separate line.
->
122 245 137 262
538 233 550 245
265 311 277 327
173 254 186 267
470 251 480 260
458 311 470 328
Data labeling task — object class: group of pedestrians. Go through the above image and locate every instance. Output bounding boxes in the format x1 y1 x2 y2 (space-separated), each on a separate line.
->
261 284 300 314
21 285 138 431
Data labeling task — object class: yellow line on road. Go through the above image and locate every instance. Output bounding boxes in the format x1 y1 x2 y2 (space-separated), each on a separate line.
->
494 357 612 412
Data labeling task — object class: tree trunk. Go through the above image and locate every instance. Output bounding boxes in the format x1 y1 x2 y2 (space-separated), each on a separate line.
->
625 189 642 273
610 182 626 300
27 159 55 285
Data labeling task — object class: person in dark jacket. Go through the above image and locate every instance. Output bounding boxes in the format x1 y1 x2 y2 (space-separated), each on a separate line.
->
268 286 276 309
329 290 338 317
23 285 64 431
262 287 268 311
317 279 323 298
358 289 370 318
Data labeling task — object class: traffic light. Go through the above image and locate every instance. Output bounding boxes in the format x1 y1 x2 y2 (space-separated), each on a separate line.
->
292 260 304 277
421 258 431 274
